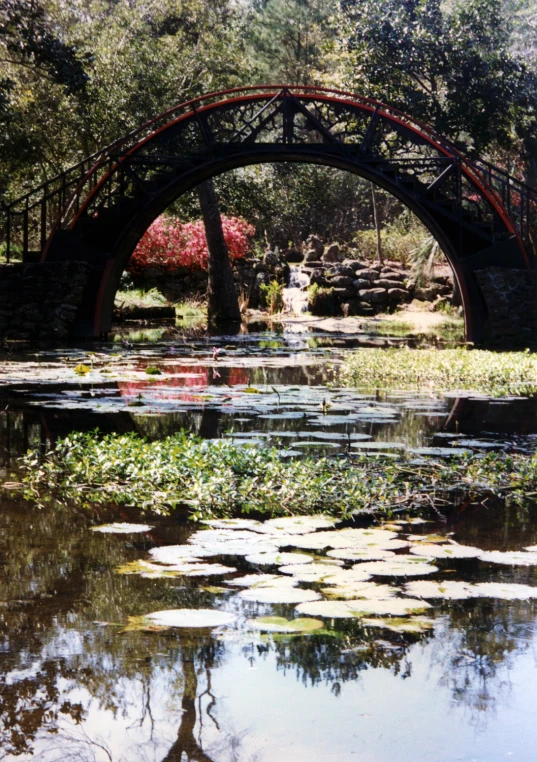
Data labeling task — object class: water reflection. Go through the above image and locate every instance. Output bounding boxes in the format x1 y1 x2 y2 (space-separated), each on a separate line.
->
2 493 537 760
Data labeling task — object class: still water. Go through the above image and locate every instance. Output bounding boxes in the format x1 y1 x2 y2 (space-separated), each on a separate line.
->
2 327 537 761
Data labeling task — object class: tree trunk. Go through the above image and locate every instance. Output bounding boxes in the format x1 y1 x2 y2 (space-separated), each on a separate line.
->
197 179 241 328
370 182 383 267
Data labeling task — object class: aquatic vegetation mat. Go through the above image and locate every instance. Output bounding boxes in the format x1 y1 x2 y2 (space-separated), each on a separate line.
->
340 347 537 396
21 430 537 519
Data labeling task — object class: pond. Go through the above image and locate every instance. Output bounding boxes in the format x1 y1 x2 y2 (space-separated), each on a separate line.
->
2 325 537 761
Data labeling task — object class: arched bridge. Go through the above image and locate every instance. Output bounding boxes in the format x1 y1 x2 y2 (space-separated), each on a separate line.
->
3 85 537 341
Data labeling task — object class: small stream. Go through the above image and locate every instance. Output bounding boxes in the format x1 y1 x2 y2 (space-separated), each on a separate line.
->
2 328 537 761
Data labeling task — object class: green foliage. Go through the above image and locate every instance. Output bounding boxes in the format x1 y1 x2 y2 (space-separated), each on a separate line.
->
21 429 537 519
337 0 536 156
341 347 537 396
260 280 284 313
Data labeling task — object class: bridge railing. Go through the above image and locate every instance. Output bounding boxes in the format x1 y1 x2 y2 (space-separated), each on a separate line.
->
2 85 537 262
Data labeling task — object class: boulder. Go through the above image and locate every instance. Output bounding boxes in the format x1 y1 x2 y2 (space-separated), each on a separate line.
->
355 268 380 281
342 258 368 270
387 288 409 302
308 287 338 316
310 269 327 287
414 285 439 301
328 275 354 288
359 287 388 304
322 243 343 263
264 250 279 268
341 299 363 317
381 269 406 282
353 278 370 290
377 278 408 290
304 248 321 263
305 234 324 258
327 265 355 278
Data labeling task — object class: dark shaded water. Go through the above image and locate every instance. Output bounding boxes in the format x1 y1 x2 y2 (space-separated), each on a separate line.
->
2 330 537 761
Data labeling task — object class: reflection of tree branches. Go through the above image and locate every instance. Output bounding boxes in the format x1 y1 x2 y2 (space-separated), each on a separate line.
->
430 602 534 727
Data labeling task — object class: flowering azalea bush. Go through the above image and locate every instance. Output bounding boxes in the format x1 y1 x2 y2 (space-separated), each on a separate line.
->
129 215 255 274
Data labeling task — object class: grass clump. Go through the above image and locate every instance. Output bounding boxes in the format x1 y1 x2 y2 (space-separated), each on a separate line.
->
340 347 537 396
20 430 537 520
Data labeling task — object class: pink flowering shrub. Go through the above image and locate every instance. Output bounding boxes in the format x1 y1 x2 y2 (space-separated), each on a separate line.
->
129 215 255 274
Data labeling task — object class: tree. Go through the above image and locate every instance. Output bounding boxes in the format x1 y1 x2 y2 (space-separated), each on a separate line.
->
336 0 536 157
198 180 241 327
247 0 336 84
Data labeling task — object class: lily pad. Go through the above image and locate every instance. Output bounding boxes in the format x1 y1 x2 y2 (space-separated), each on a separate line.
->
277 561 345 582
409 544 482 559
321 582 398 600
361 617 435 634
404 580 476 600
261 515 338 534
295 597 431 618
145 609 237 628
245 551 313 566
238 588 322 604
246 616 324 633
223 574 298 588
326 548 396 562
478 550 537 566
91 522 154 534
356 558 438 577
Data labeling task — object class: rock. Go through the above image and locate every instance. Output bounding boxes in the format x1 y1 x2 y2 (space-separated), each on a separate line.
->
310 272 328 288
327 265 355 278
377 279 408 290
305 234 324 257
342 258 368 270
308 287 338 316
359 288 388 304
256 272 272 287
341 300 363 317
353 278 371 290
414 286 439 301
355 268 380 281
387 288 409 302
381 269 406 282
304 248 321 263
264 251 279 268
322 243 343 263
282 248 303 263
328 275 354 288
254 261 268 272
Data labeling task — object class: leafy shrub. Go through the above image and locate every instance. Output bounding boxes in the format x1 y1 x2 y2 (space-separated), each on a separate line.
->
129 215 255 274
260 280 284 313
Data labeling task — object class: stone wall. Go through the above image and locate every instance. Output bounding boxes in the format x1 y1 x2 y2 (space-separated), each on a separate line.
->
475 266 537 344
131 254 289 309
308 260 452 316
0 262 89 341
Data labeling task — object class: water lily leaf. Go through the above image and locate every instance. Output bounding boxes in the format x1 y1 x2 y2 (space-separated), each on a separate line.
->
117 559 236 578
356 559 438 576
321 582 398 600
202 518 263 532
362 617 435 634
243 387 261 393
404 580 476 600
145 609 237 628
409 544 482 559
405 580 537 600
121 615 170 633
261 515 339 534
145 367 162 375
245 551 313 566
246 616 324 633
295 598 431 618
223 574 298 588
524 545 537 552
278 561 345 582
74 364 91 375
478 550 537 566
149 546 208 563
91 522 153 534
238 587 322 604
326 548 396 562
